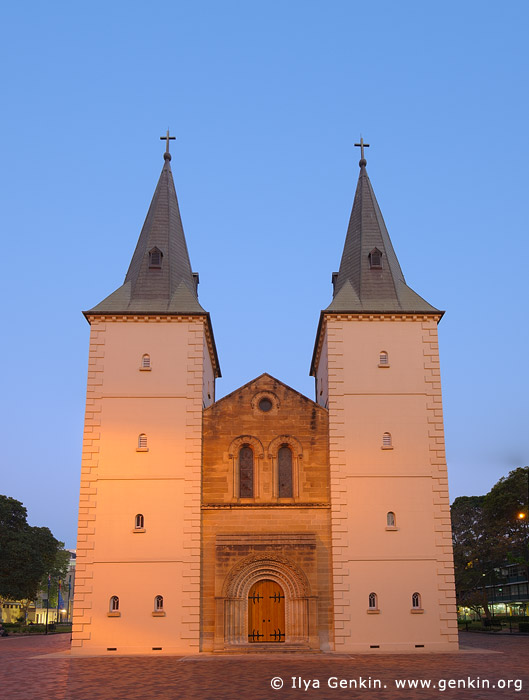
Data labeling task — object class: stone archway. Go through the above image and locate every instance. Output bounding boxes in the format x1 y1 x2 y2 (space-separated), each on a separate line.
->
220 554 315 647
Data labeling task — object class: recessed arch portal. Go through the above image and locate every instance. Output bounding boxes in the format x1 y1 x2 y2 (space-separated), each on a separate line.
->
221 554 314 647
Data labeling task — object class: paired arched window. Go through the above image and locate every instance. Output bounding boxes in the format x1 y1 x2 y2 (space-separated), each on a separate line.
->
278 445 293 498
154 595 164 611
368 592 378 610
138 434 148 450
379 351 389 366
141 354 151 369
109 596 119 612
386 511 396 527
134 514 144 529
412 592 422 609
239 445 254 498
382 432 392 448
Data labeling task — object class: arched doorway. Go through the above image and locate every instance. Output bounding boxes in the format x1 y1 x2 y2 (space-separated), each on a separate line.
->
248 580 285 642
219 554 317 649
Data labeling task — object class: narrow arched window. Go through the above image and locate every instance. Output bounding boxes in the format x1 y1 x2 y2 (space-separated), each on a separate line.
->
379 351 389 366
110 596 119 612
141 354 151 369
382 432 392 448
368 592 378 609
149 247 163 268
387 511 396 527
239 445 254 498
138 434 148 450
155 595 164 611
412 592 421 609
135 514 144 529
278 445 293 498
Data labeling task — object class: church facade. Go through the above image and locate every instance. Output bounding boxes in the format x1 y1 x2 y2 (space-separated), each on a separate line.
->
71 143 458 654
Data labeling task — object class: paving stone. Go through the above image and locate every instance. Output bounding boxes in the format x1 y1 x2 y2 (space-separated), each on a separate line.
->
1 632 528 699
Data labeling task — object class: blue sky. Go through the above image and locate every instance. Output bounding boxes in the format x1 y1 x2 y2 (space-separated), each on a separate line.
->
1 1 528 547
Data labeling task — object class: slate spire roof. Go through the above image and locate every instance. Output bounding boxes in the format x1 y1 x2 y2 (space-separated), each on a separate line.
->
86 151 205 315
326 157 440 314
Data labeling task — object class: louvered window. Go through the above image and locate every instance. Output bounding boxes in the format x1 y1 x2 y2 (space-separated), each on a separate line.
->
149 247 163 268
382 432 392 447
387 511 396 527
379 351 389 365
369 248 383 269
142 354 151 369
138 434 148 449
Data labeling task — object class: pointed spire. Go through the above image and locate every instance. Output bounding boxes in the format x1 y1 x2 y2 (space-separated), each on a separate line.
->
326 150 440 314
87 144 205 315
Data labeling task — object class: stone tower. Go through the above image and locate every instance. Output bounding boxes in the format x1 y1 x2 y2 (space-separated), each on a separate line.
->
72 147 220 654
310 152 458 652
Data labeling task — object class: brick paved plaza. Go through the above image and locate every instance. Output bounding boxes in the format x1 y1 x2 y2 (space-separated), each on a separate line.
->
0 632 527 699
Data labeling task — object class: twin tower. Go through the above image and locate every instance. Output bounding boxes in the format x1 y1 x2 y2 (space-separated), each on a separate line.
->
72 144 457 654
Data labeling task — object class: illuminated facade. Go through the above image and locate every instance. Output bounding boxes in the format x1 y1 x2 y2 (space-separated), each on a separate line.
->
72 145 457 654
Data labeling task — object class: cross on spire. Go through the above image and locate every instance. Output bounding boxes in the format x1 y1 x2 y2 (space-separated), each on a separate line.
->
160 129 176 158
354 137 370 165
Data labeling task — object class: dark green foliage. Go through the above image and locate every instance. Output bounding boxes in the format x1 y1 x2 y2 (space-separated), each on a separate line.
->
485 467 529 570
451 467 529 617
0 495 62 602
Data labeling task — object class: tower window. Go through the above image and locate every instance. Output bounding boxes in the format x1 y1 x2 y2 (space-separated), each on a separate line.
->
140 354 151 370
278 445 293 498
382 432 393 449
368 592 378 609
152 593 166 617
239 445 254 498
379 351 389 367
386 511 396 528
134 514 144 530
369 248 383 269
110 596 119 611
149 247 163 268
137 434 148 451
412 592 422 609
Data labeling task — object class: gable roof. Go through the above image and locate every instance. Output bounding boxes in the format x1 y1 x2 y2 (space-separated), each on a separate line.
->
206 372 324 412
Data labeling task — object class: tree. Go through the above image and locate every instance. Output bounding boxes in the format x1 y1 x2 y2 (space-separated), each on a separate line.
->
451 495 507 618
0 495 63 619
451 467 529 618
484 467 529 563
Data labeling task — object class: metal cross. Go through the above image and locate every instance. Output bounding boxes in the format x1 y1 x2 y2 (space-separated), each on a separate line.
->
354 137 370 160
160 129 176 154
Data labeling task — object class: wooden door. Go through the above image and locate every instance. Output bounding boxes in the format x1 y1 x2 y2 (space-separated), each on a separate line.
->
248 580 285 642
